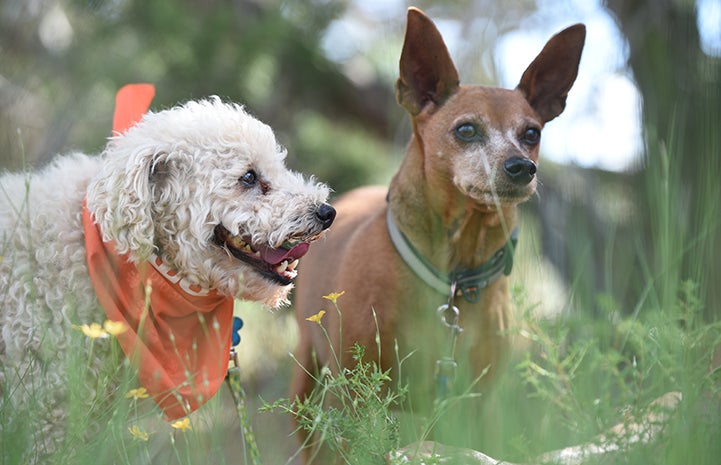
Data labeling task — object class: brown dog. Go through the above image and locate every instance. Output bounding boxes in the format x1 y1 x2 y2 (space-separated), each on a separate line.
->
291 6 585 456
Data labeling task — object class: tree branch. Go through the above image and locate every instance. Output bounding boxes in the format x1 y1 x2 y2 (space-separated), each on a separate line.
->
389 392 681 465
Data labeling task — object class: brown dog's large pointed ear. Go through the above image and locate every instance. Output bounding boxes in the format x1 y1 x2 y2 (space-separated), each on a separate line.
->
396 7 460 115
517 24 586 123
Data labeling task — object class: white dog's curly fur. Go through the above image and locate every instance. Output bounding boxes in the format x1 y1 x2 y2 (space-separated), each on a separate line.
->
0 98 333 458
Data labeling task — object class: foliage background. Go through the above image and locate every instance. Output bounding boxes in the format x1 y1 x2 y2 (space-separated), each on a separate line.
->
1 0 720 463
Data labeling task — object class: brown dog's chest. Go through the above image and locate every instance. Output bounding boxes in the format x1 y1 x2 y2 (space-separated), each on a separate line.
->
391 273 512 398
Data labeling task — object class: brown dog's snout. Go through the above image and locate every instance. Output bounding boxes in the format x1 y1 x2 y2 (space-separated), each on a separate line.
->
315 203 336 230
503 157 537 185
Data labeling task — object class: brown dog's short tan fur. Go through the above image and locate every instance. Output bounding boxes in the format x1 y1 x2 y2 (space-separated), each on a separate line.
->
291 7 585 457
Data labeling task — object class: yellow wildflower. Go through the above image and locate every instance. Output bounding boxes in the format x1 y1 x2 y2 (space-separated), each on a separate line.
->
171 417 192 431
305 310 326 324
103 320 128 336
125 387 149 399
322 291 345 304
73 323 108 339
128 425 149 441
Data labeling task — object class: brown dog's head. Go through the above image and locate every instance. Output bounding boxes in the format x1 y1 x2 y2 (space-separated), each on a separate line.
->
394 8 585 211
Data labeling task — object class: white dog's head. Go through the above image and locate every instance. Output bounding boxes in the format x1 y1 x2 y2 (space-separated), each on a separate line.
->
86 98 335 307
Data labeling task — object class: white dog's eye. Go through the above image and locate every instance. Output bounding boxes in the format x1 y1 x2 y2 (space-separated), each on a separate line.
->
239 170 258 187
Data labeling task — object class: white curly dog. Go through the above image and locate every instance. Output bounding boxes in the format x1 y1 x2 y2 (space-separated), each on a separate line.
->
0 96 335 458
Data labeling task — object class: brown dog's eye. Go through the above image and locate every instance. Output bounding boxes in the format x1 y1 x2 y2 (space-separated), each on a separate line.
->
521 127 541 145
239 170 257 187
455 123 479 142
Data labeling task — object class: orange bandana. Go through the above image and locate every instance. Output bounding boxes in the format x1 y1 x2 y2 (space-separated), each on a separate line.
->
112 83 156 135
82 201 234 420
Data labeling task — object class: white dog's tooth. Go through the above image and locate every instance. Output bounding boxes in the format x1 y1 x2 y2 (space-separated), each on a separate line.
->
276 261 288 274
288 259 299 270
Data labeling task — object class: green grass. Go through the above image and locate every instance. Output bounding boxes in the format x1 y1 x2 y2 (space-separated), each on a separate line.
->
1 264 718 465
259 278 719 465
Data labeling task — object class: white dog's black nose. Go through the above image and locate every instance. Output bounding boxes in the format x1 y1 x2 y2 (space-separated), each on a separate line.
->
503 157 537 185
316 203 336 229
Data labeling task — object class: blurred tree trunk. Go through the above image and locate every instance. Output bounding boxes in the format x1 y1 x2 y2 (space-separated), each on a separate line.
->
605 0 721 318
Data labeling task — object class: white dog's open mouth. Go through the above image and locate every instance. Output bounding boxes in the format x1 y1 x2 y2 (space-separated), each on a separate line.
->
214 225 312 286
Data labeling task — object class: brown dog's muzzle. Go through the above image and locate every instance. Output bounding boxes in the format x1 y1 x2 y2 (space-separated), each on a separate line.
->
503 157 537 185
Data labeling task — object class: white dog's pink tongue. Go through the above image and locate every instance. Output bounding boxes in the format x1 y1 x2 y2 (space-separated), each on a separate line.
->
259 242 310 265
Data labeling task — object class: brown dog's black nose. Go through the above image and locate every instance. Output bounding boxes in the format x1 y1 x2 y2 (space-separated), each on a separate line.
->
503 157 537 185
316 203 336 230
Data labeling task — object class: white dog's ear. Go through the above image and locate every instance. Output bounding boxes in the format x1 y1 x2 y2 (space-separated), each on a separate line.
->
86 146 162 261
